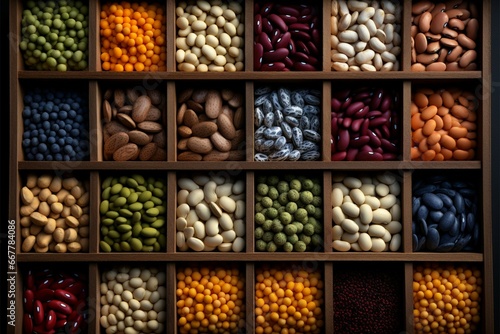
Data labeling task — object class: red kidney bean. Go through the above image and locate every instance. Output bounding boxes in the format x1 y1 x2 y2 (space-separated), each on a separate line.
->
39 278 53 290
255 14 262 35
268 13 288 32
263 48 289 62
45 310 56 330
293 62 315 71
338 129 350 151
332 151 347 161
262 18 273 33
290 23 310 31
24 289 35 313
346 102 365 117
331 99 342 112
346 148 358 161
357 151 384 160
64 282 84 296
351 119 364 132
34 300 45 325
47 300 72 315
276 6 300 16
35 288 55 302
254 43 264 70
280 14 298 24
260 3 274 16
54 289 78 306
290 30 310 41
283 56 294 68
342 117 352 128
275 32 291 49
259 32 273 51
24 314 34 334
291 51 308 62
306 41 318 55
261 62 286 71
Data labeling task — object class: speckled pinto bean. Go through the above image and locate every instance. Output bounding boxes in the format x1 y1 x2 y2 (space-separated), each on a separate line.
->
333 264 405 334
411 0 479 71
411 88 477 161
23 268 88 334
412 175 478 252
254 1 321 71
413 264 482 334
331 87 400 161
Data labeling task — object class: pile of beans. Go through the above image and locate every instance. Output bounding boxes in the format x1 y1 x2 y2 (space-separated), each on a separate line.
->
413 264 482 333
411 88 477 161
412 176 478 252
255 174 323 252
23 268 87 333
176 174 245 252
331 0 401 72
177 87 245 161
100 266 166 333
100 2 166 71
331 173 401 252
254 86 321 162
176 0 244 72
102 87 167 161
176 266 245 333
331 87 400 161
20 0 88 71
333 264 404 333
21 174 89 253
23 88 89 161
254 2 321 71
99 175 167 252
411 1 479 71
255 266 324 333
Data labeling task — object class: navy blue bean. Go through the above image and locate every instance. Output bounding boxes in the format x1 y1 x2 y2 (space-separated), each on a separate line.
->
418 218 428 236
449 218 460 237
412 234 419 251
412 198 420 216
429 211 443 222
426 228 440 251
466 213 475 232
422 193 443 210
454 193 465 214
435 193 453 208
416 205 428 221
436 242 455 252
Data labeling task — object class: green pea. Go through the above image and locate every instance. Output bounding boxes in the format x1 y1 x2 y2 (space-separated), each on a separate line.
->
55 42 65 51
63 50 72 59
61 12 69 20
53 18 62 29
29 34 38 42
57 56 67 64
39 53 47 62
33 49 41 58
68 29 76 38
20 41 28 50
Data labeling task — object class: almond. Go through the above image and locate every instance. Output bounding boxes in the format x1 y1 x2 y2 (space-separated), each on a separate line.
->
187 137 213 154
112 106 118 118
203 150 230 161
145 106 162 121
150 147 167 161
192 89 209 103
228 150 246 160
139 142 158 161
105 121 129 135
191 121 218 138
198 114 210 122
228 93 243 108
187 100 204 113
183 109 199 127
117 113 136 129
113 143 139 161
217 113 236 140
178 151 203 161
231 130 245 150
177 103 187 125
102 100 112 123
137 121 163 133
153 131 166 148
147 89 163 105
221 105 234 121
234 107 244 129
104 131 129 156
205 90 223 118
119 105 133 114
126 88 139 104
178 125 193 138
103 88 113 101
114 89 125 107
178 138 189 150
221 89 235 101
210 131 232 152
132 95 152 123
128 130 151 145
178 88 194 103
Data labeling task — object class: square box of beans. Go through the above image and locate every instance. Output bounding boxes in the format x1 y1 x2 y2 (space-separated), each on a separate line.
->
100 82 167 161
176 83 246 161
99 265 167 333
99 1 166 71
176 264 246 333
99 173 167 253
175 0 245 72
21 84 90 161
411 0 480 71
254 0 322 71
176 172 246 252
254 84 322 162
20 173 90 253
411 87 478 161
331 0 402 72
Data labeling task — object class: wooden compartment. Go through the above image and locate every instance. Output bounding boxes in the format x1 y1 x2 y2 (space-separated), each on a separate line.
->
8 0 493 333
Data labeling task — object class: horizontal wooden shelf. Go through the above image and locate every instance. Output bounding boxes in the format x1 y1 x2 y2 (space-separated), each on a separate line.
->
17 71 483 81
16 252 484 263
18 161 482 171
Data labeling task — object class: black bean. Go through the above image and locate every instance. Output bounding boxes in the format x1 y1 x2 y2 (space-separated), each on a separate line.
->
454 193 465 214
414 184 437 197
439 212 455 232
429 210 444 222
412 234 419 251
422 193 444 210
417 205 429 221
436 242 455 252
412 197 421 216
435 193 453 208
419 218 428 236
426 228 440 250
466 213 475 232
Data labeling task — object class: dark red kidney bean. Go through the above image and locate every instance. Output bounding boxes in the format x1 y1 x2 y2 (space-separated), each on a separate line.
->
64 282 84 297
290 23 310 31
331 98 342 112
295 41 309 54
35 288 55 302
27 270 35 290
298 14 313 23
357 151 384 160
306 41 318 55
300 7 312 16
270 29 281 44
381 125 391 138
262 18 273 33
263 48 289 62
346 102 365 117
334 89 351 101
342 117 352 128
254 14 262 35
368 130 382 147
383 153 398 160
293 62 315 71
346 148 359 161
380 94 393 112
310 17 319 29
45 310 56 330
290 30 310 41
360 145 373 152
259 32 273 51
288 39 296 54
369 116 389 128
283 56 294 68
33 324 55 334
24 289 35 313
290 51 308 62
353 90 371 101
361 119 370 134
354 106 369 118
312 29 320 44
332 151 347 161
254 43 264 70
350 136 370 147
280 14 298 24
268 14 288 32
341 96 352 110
351 119 364 132
275 32 291 49
276 6 300 16
51 277 75 289
370 89 384 109
331 117 338 135
34 300 44 325
381 139 398 153
338 129 350 151
260 2 274 16
55 319 68 328
39 278 53 290
367 110 382 118
68 315 84 334
261 62 286 71
374 128 383 140
24 314 34 334
374 147 384 154
54 289 78 306
47 300 72 315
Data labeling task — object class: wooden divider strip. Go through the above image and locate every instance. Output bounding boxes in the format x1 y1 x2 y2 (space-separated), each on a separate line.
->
322 81 332 162
324 262 334 333
245 262 256 333
324 171 333 253
246 172 255 253
404 262 415 334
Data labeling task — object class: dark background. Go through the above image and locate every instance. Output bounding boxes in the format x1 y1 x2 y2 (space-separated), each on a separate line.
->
0 0 499 331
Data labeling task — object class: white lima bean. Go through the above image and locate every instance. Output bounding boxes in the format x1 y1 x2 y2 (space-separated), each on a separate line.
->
331 0 401 71
176 174 245 252
176 0 244 72
331 173 401 252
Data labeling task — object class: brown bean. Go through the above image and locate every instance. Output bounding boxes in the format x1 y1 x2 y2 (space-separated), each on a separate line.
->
446 46 463 62
427 41 441 53
457 34 476 49
446 62 461 71
411 63 426 72
466 18 479 40
426 62 447 71
415 33 428 54
451 105 469 119
440 38 458 48
430 3 447 17
430 12 448 34
412 1 435 15
419 12 433 33
442 27 458 39
459 50 477 68
425 32 442 42
448 18 465 30
416 53 439 65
